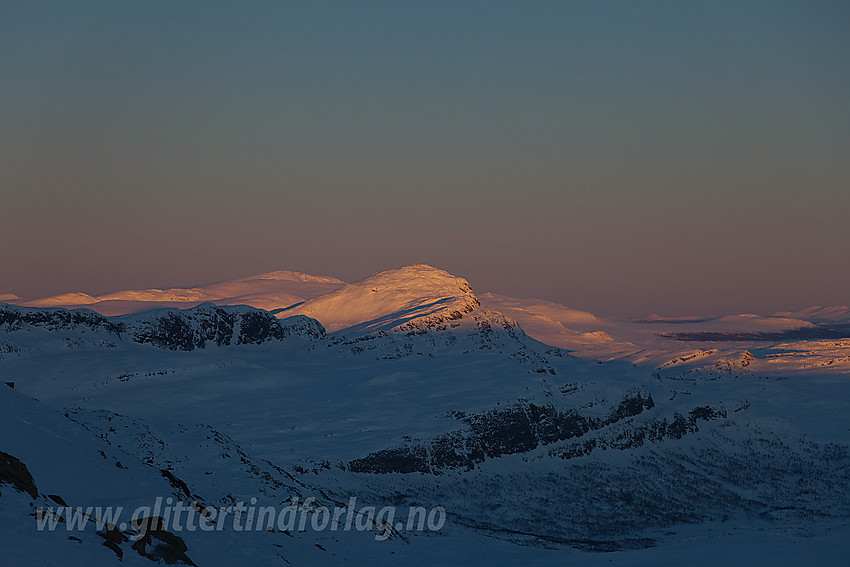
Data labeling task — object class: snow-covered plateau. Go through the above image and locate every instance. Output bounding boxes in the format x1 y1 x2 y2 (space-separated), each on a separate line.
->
1 265 848 565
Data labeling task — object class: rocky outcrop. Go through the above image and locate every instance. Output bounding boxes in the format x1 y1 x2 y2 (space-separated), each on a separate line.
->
349 391 658 474
0 451 39 499
0 304 120 334
278 314 326 341
0 303 326 352
126 304 286 350
131 516 196 565
551 405 728 459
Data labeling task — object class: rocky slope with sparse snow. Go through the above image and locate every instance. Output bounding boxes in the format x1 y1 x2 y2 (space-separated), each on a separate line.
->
0 302 324 354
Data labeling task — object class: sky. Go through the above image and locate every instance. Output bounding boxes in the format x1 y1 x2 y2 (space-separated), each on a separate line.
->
1 1 849 317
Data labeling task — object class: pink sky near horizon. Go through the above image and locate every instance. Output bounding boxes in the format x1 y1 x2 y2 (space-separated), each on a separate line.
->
2 2 848 318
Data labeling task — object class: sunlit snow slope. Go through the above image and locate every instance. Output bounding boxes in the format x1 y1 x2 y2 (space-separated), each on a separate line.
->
13 271 344 316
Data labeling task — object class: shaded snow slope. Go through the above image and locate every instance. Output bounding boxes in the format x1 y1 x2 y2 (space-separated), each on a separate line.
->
2 304 849 565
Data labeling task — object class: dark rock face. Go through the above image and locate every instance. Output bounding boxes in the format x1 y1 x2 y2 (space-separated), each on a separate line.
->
97 523 128 559
348 447 431 474
127 304 286 351
0 303 325 352
160 469 193 498
236 310 284 344
349 391 661 474
130 516 196 565
0 305 121 335
465 406 539 458
278 315 327 340
551 404 729 459
0 451 39 499
131 312 207 350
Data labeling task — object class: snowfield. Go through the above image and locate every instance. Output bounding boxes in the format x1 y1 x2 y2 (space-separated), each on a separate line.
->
1 265 848 565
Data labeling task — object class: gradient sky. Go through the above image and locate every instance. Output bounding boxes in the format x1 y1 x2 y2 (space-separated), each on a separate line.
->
2 1 849 317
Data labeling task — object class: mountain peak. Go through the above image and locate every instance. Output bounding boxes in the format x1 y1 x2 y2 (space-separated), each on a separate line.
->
276 264 483 334
359 264 475 294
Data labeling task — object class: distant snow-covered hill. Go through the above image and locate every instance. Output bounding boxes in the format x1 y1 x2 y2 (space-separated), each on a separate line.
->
774 305 850 324
12 271 345 316
480 293 850 375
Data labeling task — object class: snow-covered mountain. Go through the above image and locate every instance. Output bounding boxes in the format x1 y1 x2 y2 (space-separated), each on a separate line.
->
275 265 485 334
12 271 344 316
2 265 849 565
10 265 848 375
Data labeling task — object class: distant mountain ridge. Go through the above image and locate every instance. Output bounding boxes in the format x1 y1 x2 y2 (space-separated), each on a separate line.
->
11 270 344 315
4 264 849 374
